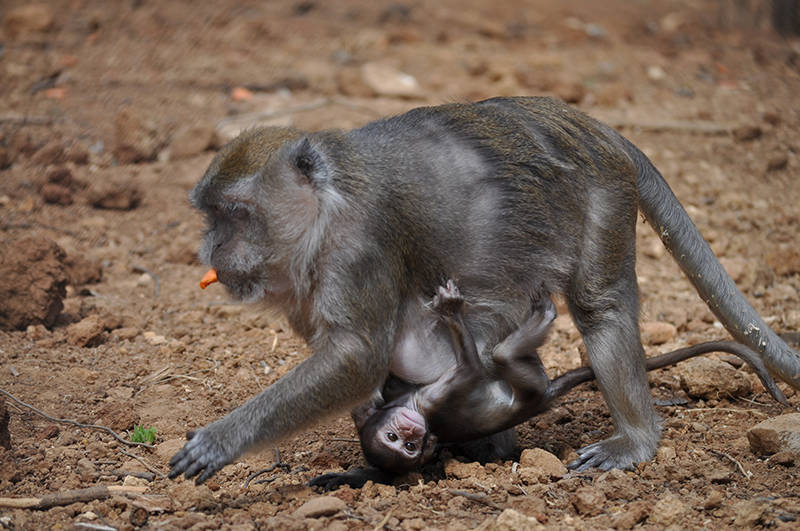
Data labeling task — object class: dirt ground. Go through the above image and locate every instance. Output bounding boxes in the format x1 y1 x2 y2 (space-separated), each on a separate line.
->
1 0 800 529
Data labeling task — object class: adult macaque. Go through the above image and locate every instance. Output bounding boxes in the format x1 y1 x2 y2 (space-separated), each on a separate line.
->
169 97 800 484
342 280 785 480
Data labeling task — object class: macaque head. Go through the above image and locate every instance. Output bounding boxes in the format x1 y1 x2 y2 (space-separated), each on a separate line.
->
356 405 438 474
189 127 344 303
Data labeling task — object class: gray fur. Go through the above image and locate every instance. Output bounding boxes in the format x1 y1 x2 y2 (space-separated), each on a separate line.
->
169 97 800 483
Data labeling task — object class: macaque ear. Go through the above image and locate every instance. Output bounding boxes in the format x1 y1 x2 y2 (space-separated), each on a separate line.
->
291 138 329 187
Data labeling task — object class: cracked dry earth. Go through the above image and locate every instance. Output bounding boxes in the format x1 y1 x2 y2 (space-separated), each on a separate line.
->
1 0 800 529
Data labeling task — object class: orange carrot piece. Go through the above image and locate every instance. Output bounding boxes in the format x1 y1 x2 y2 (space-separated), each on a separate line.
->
200 268 218 289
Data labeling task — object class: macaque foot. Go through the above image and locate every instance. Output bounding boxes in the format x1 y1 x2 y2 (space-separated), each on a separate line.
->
568 431 658 471
168 426 236 484
432 279 463 317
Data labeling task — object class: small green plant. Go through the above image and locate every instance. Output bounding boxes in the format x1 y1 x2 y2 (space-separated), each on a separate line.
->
130 425 157 444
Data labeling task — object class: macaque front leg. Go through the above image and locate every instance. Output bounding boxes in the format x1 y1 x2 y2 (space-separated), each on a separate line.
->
169 329 388 483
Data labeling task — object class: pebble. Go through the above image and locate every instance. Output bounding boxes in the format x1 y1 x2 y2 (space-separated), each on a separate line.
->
747 413 800 455
292 496 346 518
675 357 751 399
732 124 762 142
594 468 636 500
444 459 485 480
165 125 215 160
360 62 422 98
66 315 106 347
3 4 54 38
640 321 677 345
649 493 688 526
571 486 606 516
518 448 567 481
482 508 544 530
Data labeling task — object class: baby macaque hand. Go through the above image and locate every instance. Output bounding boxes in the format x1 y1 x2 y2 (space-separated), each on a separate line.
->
432 279 463 317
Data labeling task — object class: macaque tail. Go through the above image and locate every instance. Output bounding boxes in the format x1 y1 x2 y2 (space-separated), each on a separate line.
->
545 340 787 405
632 149 800 390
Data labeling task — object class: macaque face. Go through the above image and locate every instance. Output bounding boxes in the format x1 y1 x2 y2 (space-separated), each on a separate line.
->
380 407 427 460
188 127 323 303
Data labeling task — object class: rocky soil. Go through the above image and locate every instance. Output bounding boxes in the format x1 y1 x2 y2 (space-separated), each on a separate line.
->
1 1 799 529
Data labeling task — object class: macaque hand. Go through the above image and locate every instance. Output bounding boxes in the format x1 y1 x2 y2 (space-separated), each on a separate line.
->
168 424 237 484
432 279 463 317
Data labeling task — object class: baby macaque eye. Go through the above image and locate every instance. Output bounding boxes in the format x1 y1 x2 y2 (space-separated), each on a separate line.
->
404 441 416 452
386 432 398 442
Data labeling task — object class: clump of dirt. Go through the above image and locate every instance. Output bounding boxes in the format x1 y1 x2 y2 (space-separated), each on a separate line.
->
0 236 68 330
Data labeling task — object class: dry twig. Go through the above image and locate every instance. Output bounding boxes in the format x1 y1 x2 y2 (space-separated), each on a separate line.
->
120 449 167 479
0 485 147 509
0 388 154 448
243 449 290 488
447 489 504 511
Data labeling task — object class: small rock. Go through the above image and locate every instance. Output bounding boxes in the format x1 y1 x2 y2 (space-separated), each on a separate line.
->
87 181 142 210
95 401 138 431
609 500 651 529
733 499 766 527
293 496 346 518
40 183 73 205
66 315 106 347
733 125 762 142
518 448 567 480
3 4 54 38
482 508 544 530
594 468 636 500
571 486 606 516
641 321 677 345
65 255 103 286
676 357 751 400
444 459 485 480
26 324 50 340
703 489 724 510
769 450 798 466
360 62 422 98
657 446 677 462
0 237 68 330
113 108 163 163
31 141 66 166
647 65 667 81
168 483 217 511
111 327 139 341
166 126 214 160
704 466 732 483
45 166 76 188
649 493 687 527
552 81 585 104
747 413 800 455
142 331 167 346
766 154 789 172
76 457 96 480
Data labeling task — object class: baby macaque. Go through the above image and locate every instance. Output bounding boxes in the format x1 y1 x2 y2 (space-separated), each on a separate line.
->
348 281 785 477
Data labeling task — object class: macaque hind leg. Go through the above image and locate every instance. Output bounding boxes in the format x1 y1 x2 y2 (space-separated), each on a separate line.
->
567 262 660 471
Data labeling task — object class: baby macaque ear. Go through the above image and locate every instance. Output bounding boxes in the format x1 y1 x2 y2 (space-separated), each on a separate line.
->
291 138 329 187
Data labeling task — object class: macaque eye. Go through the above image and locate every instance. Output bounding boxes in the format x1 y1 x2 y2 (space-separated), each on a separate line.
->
404 441 416 452
386 432 398 442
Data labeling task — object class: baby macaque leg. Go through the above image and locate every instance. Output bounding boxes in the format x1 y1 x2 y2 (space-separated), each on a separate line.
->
491 298 556 397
